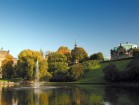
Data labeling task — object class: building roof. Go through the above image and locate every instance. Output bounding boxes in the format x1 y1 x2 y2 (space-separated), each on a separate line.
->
112 42 138 51
0 47 9 52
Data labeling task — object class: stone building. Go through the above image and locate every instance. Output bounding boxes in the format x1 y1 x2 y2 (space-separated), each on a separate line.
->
110 42 138 60
0 47 17 78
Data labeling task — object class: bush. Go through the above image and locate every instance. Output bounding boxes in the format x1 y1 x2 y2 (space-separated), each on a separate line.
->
119 59 139 82
103 63 119 82
119 66 139 82
49 71 69 82
90 52 104 61
68 64 84 81
40 72 52 81
83 60 100 71
126 58 139 70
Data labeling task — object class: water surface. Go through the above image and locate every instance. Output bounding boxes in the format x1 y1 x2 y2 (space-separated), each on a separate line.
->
0 84 139 105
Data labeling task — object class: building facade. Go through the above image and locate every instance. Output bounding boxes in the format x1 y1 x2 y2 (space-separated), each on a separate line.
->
110 42 138 60
0 47 17 78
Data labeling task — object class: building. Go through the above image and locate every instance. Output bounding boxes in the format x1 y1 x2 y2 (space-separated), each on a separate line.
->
0 47 17 78
110 42 138 60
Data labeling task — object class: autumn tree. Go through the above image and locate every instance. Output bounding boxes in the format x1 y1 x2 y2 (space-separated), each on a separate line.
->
57 46 72 63
48 52 69 81
17 49 49 80
2 54 14 79
71 47 88 63
39 59 51 81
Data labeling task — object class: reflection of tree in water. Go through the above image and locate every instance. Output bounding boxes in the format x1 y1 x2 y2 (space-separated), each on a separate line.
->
0 85 105 105
1 86 13 105
4 85 139 105
104 86 119 105
48 85 104 105
104 86 139 105
1 86 18 105
17 89 51 105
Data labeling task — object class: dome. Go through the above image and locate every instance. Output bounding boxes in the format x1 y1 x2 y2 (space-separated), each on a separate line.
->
112 42 137 51
121 43 137 51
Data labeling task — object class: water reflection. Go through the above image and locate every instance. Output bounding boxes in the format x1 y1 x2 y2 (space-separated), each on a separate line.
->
104 86 139 105
0 84 139 105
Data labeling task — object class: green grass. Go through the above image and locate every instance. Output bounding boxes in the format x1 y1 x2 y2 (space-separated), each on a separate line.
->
0 78 22 82
76 59 131 84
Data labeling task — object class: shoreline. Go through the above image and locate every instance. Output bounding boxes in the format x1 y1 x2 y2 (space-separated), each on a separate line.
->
1 80 139 87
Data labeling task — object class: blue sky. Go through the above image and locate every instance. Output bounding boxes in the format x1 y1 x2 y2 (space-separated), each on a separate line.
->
0 0 139 58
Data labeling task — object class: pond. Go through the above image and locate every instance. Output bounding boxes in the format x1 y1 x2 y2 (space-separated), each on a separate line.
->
0 84 139 105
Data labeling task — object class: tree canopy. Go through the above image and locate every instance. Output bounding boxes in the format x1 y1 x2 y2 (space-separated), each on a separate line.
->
71 47 88 63
57 46 72 63
133 48 139 57
48 52 69 81
2 54 14 79
48 52 68 72
90 52 104 61
17 49 48 80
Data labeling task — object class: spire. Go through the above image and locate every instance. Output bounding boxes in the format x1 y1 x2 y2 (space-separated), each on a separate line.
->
75 39 77 47
74 35 77 47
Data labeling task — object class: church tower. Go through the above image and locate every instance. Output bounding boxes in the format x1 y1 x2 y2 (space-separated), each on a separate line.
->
74 36 77 48
73 37 79 64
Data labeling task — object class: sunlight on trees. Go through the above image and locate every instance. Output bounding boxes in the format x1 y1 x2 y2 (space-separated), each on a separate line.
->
2 54 14 79
17 49 49 80
57 46 72 63
71 47 88 63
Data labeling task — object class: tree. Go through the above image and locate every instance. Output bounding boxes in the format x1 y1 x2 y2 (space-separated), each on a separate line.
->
68 64 84 81
83 60 100 71
2 54 14 79
103 63 119 82
71 47 88 63
48 52 69 81
90 52 104 61
119 58 139 82
57 46 72 63
133 48 139 57
39 59 51 81
17 49 47 80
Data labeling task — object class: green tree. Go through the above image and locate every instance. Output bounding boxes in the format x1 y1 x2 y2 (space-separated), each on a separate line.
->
103 63 119 82
17 49 47 80
133 48 139 57
71 47 88 63
48 52 69 81
68 64 84 81
83 60 100 72
39 59 51 81
90 52 104 61
2 54 14 79
57 46 72 63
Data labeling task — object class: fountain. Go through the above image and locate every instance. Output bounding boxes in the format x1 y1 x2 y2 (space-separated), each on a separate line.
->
15 60 58 90
34 60 41 88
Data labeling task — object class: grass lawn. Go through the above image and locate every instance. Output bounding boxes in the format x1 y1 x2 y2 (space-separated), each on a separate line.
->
76 59 131 84
0 78 22 82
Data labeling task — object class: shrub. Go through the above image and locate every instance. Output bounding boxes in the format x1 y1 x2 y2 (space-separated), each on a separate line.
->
83 60 100 71
90 52 104 61
49 71 69 82
119 65 139 82
68 64 84 81
119 58 139 82
103 63 119 82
